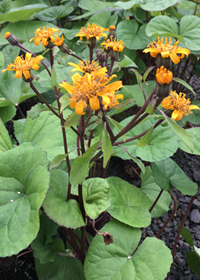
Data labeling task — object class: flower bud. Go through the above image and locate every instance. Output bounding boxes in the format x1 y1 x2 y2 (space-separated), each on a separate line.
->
4 32 19 46
109 25 116 38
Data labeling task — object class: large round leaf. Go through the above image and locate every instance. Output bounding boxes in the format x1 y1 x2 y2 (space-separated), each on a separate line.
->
113 116 179 162
84 219 172 280
106 177 151 228
116 20 152 50
14 111 77 161
43 169 85 229
0 143 50 257
83 178 111 219
179 127 200 155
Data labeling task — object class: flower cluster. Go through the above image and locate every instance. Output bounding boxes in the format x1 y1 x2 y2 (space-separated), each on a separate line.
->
2 52 43 80
60 62 123 115
161 91 200 121
30 26 64 47
143 37 190 64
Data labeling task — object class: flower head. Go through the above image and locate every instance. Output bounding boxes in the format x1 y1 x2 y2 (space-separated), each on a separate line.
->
101 38 125 52
143 37 190 64
76 23 109 41
161 90 200 121
59 71 123 115
68 60 107 75
156 66 173 85
54 35 64 46
30 26 61 47
109 25 116 38
2 52 43 80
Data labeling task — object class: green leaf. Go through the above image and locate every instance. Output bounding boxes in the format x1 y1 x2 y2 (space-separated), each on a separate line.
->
0 105 16 123
31 212 59 264
187 251 200 277
151 158 198 195
35 5 73 21
51 66 57 88
27 103 46 119
78 0 114 13
83 178 111 219
114 0 180 11
64 112 81 127
177 1 200 16
0 118 13 153
43 169 85 229
102 126 113 168
16 111 77 161
84 219 172 280
113 116 179 162
0 143 49 257
143 66 155 83
87 10 118 29
0 71 36 106
146 15 179 38
36 255 85 280
179 127 200 155
178 224 194 247
106 177 151 228
0 0 11 13
141 166 171 218
60 94 70 113
173 77 196 97
0 4 47 23
70 142 100 186
136 126 153 147
180 15 200 51
49 154 69 170
159 109 193 152
117 20 152 50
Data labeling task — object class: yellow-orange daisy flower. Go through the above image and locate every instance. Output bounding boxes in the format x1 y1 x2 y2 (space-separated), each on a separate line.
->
2 52 43 79
156 66 173 85
59 72 123 115
30 26 60 46
101 38 125 52
143 37 190 64
68 60 107 75
161 90 200 121
54 35 64 46
76 23 109 41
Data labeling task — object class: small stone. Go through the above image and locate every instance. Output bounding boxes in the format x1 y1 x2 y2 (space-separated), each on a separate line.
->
182 246 189 258
180 276 192 280
190 209 200 224
193 170 200 181
192 200 200 209
180 203 188 215
175 256 186 267
195 233 200 240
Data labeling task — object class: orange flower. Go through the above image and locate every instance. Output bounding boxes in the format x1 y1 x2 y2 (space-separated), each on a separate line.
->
76 23 109 41
156 66 173 85
68 60 107 75
161 90 200 121
143 37 190 64
59 70 123 115
54 35 64 46
2 52 43 80
30 26 61 46
101 38 125 52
